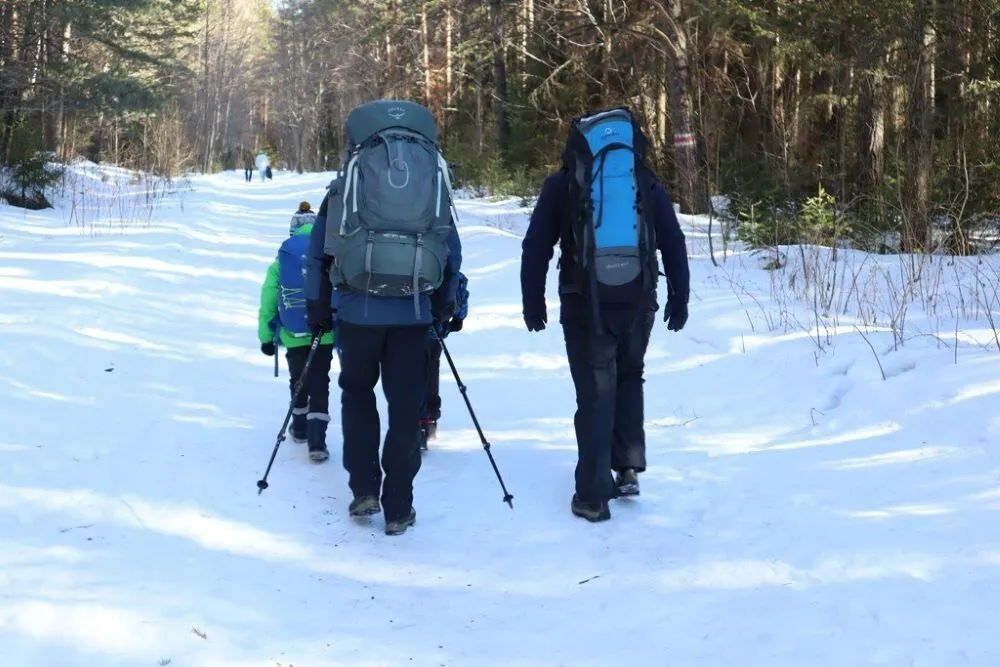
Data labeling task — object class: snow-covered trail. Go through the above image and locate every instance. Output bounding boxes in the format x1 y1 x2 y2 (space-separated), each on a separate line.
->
0 167 998 666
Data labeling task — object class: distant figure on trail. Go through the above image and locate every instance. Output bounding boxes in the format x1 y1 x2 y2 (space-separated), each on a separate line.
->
265 164 273 180
520 106 690 523
255 152 270 182
306 99 463 536
258 205 335 462
244 149 254 182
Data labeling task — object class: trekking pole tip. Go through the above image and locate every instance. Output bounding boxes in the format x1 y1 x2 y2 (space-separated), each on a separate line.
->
256 479 268 494
504 494 513 509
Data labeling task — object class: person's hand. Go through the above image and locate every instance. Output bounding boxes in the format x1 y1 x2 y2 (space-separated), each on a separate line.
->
261 342 276 356
664 300 688 332
307 299 333 333
524 309 547 332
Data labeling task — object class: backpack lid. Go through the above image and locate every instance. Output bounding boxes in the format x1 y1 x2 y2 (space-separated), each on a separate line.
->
345 100 438 146
561 105 650 165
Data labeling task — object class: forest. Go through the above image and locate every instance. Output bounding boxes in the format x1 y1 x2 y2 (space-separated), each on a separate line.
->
2 0 999 253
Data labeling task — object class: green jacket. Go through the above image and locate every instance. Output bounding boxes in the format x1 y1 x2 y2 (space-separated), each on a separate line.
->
257 223 335 348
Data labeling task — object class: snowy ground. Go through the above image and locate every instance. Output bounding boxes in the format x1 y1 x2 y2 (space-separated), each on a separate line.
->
1 164 999 666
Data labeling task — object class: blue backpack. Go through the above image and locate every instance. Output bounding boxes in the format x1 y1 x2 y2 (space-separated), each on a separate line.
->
560 107 657 323
275 233 311 338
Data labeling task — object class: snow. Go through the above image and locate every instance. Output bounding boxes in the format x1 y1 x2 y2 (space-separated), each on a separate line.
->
1 164 999 667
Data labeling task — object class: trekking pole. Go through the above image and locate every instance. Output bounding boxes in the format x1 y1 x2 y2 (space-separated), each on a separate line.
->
436 331 514 509
256 333 323 494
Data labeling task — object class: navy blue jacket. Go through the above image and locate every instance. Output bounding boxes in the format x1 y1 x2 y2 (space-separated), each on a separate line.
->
520 168 690 323
306 188 463 327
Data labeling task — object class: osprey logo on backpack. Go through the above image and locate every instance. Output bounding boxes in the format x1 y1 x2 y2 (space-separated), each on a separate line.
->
562 106 656 315
388 106 406 120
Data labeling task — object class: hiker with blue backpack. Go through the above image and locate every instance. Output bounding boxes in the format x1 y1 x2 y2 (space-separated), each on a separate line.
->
520 106 690 523
306 100 463 536
257 202 335 463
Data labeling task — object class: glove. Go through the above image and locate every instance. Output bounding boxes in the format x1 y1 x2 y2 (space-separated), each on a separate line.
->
454 273 469 320
307 299 333 334
448 316 464 333
433 319 451 340
260 341 276 356
524 309 547 332
664 300 688 332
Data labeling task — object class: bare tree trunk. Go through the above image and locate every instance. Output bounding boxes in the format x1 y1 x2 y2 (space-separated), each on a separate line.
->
445 1 454 109
855 1 887 231
422 0 432 108
201 0 212 172
901 0 935 252
491 0 509 153
660 0 708 213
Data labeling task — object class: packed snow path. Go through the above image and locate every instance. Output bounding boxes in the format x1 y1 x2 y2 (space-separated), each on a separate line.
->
1 166 998 666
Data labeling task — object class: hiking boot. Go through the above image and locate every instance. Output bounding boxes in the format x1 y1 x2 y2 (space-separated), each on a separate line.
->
289 411 308 443
419 418 437 444
349 495 380 517
571 494 611 522
385 508 416 536
306 417 329 463
615 468 640 497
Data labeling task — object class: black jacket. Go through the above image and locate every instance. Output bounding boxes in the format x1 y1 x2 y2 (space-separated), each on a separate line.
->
519 168 690 323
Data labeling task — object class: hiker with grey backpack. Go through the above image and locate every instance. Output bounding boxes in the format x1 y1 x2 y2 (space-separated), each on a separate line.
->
306 100 463 536
519 106 690 523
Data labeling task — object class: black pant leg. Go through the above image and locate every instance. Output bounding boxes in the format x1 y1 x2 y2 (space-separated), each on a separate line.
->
285 347 310 413
337 323 385 498
612 310 654 472
305 344 334 419
379 325 429 521
423 337 442 420
562 321 618 503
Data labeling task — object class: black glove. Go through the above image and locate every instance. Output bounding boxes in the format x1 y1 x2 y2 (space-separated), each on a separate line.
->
664 300 688 332
524 309 547 332
260 341 276 356
448 316 464 333
433 318 451 340
307 299 333 334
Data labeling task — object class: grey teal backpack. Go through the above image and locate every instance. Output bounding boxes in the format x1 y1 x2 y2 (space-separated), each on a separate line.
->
324 100 455 317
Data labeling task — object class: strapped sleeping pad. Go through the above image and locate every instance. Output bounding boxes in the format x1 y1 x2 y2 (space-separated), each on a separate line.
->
560 106 658 330
323 100 455 317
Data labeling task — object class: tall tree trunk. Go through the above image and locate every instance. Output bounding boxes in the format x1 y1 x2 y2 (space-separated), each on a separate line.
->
855 1 887 232
422 0 432 109
445 1 454 109
901 0 935 252
660 0 708 213
491 0 509 153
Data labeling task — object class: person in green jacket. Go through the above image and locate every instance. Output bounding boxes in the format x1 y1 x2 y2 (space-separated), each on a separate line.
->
257 207 335 462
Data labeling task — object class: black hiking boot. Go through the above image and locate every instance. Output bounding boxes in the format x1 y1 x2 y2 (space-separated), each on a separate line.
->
418 418 437 451
289 412 308 443
349 495 380 517
571 494 611 522
385 508 416 536
306 417 329 463
615 468 640 497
